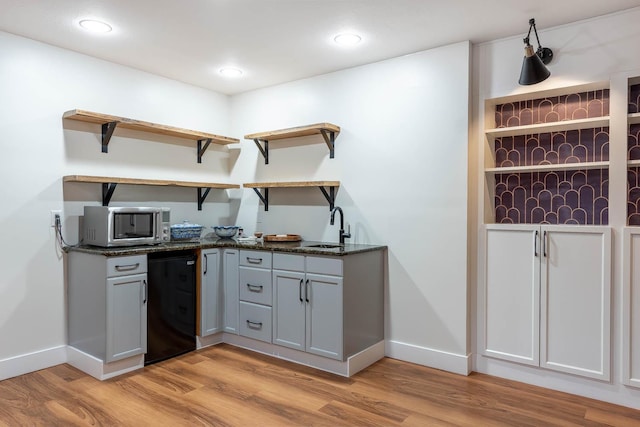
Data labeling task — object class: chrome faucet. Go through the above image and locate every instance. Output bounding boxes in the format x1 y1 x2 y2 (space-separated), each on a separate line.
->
330 206 351 245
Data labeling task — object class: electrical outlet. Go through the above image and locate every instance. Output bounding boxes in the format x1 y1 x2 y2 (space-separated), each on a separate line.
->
50 210 61 227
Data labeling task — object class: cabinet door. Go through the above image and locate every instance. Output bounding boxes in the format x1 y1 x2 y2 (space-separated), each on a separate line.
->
200 249 221 336
483 224 540 366
306 273 343 360
223 250 239 334
624 228 640 387
106 273 147 363
540 226 611 380
272 269 306 351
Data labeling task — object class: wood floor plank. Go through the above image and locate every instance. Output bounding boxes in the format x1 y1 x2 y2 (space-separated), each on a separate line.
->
1 344 639 426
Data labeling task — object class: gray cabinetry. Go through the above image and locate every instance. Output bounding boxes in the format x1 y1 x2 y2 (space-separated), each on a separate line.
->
223 249 239 334
238 249 273 343
68 253 147 363
200 249 222 337
273 252 378 362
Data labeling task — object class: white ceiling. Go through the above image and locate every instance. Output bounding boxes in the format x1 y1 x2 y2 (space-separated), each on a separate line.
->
1 0 639 95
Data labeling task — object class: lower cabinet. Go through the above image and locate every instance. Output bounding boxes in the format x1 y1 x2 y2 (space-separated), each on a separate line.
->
200 249 221 336
223 249 239 334
623 228 640 388
483 224 611 380
68 253 148 363
273 254 344 360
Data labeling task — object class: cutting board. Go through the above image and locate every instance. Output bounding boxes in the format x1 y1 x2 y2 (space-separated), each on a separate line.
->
264 234 302 242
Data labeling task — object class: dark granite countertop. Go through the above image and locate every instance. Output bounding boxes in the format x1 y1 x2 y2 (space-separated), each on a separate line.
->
64 238 386 257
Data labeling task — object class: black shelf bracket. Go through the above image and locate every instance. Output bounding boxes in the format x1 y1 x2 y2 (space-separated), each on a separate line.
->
253 139 269 164
102 183 117 206
101 121 118 153
318 186 336 210
252 187 269 211
320 129 337 159
197 187 212 211
197 138 212 163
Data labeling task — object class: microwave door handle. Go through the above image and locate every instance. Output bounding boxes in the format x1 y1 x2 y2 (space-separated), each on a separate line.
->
155 211 160 239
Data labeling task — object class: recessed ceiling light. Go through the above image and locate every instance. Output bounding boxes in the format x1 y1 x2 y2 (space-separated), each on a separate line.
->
79 19 112 33
333 33 362 46
219 67 244 78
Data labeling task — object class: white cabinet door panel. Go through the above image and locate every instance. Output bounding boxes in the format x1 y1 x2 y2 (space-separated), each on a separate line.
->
540 226 611 380
223 250 239 334
483 224 540 365
106 273 147 363
272 270 306 351
624 229 640 387
306 273 343 360
201 249 221 337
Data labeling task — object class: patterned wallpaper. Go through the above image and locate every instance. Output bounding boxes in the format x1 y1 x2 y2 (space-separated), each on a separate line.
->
495 170 609 225
495 89 610 127
628 118 640 225
629 84 640 114
492 89 610 225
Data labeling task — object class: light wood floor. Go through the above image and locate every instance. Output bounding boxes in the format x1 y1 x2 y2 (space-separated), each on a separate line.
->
1 344 639 426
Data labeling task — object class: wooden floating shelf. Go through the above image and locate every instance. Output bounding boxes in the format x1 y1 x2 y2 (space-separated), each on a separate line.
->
63 109 239 162
485 117 610 138
485 161 609 174
245 123 341 165
63 175 239 210
242 181 340 211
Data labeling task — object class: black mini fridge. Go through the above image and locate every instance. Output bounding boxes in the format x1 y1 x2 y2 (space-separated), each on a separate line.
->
146 251 197 365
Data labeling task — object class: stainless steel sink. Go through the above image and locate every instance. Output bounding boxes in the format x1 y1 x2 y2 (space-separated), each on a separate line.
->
307 244 343 249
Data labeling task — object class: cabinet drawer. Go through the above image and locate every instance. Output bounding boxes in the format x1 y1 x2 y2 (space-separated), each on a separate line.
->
239 267 272 305
106 254 147 277
273 253 304 272
306 256 342 276
239 301 272 343
239 250 272 268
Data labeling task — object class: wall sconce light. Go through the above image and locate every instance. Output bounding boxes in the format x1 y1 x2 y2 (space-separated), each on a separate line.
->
518 18 553 85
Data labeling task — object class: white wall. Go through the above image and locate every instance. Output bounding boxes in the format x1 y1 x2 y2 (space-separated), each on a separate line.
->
471 8 640 408
231 41 471 372
0 31 234 374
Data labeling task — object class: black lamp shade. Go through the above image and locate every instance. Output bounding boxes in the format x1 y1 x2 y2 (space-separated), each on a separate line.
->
519 45 550 85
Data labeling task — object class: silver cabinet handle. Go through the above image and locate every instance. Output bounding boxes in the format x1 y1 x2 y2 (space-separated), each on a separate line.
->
115 263 139 271
246 320 263 329
246 257 263 264
534 230 538 257
246 283 264 292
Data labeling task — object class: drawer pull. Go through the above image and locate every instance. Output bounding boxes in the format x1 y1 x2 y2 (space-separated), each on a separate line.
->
246 320 263 329
246 283 264 292
115 263 139 271
299 279 303 302
246 257 263 264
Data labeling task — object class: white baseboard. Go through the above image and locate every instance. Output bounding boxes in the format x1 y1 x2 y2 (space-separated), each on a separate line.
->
196 333 224 349
0 345 67 381
386 340 471 375
66 346 144 380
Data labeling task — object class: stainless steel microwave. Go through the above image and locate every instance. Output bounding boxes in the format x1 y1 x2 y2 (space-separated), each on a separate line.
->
83 206 170 247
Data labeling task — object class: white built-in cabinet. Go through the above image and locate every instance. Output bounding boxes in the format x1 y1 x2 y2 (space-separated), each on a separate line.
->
200 249 222 336
623 229 640 387
483 224 611 380
272 253 344 360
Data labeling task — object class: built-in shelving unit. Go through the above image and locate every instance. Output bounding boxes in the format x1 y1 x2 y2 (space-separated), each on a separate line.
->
63 109 239 162
245 123 340 164
63 175 240 210
484 83 610 225
243 181 340 211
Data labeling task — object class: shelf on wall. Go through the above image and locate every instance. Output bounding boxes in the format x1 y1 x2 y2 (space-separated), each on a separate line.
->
485 161 610 174
63 109 239 162
63 175 240 210
629 113 640 125
243 181 340 211
245 123 340 165
485 117 610 138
